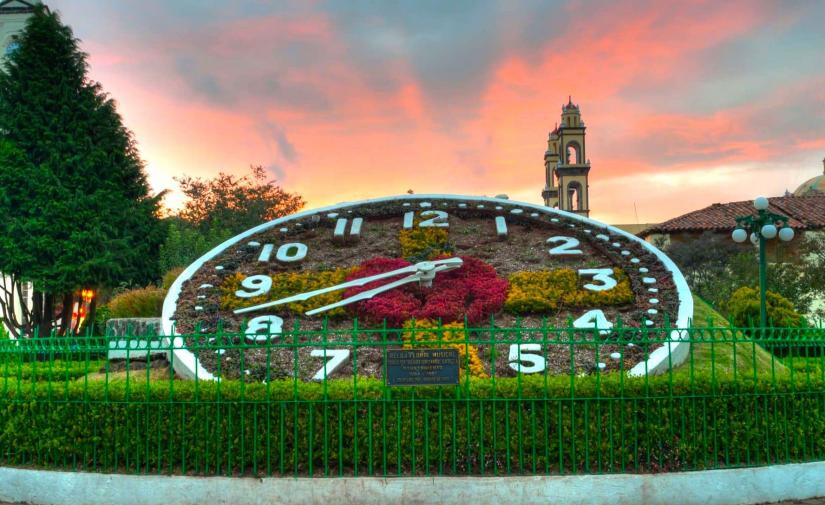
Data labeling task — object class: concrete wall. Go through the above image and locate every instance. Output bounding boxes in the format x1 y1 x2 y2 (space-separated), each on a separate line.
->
2 462 825 505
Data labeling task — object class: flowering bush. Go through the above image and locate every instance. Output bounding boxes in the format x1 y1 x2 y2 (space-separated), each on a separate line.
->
398 226 452 262
504 268 633 314
220 268 357 316
344 256 508 326
402 319 487 378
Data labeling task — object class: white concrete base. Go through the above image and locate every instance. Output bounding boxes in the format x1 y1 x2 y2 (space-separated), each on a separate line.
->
2 462 825 505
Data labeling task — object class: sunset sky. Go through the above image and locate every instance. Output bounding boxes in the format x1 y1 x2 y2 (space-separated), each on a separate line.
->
46 0 825 224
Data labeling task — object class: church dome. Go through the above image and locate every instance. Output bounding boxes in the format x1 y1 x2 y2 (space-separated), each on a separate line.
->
793 158 825 196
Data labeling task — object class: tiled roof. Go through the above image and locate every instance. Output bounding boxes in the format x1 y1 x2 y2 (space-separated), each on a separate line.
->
640 195 825 237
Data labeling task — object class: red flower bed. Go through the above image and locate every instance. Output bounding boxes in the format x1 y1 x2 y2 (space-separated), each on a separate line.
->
343 256 508 326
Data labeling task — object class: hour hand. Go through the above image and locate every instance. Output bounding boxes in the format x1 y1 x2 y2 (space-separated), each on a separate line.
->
233 257 463 315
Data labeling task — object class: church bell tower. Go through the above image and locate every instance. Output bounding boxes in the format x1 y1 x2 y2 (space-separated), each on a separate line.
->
541 97 591 217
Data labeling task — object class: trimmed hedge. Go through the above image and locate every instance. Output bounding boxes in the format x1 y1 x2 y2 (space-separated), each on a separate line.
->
1 372 824 477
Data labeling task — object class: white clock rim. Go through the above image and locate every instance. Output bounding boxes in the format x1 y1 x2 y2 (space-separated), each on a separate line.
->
161 194 694 381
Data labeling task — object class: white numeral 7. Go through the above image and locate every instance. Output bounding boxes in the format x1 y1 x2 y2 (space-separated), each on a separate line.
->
310 349 350 381
508 344 546 374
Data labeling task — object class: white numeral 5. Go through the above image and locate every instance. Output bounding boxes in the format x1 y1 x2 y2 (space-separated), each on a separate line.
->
578 268 617 291
508 344 546 374
310 349 350 380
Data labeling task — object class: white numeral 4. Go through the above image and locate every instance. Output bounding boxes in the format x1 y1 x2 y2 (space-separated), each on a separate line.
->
578 268 617 291
508 344 546 374
547 236 582 255
573 310 613 335
310 349 350 380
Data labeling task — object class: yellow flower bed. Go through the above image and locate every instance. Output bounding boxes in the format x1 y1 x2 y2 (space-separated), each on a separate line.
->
402 319 487 378
398 226 451 261
220 268 358 317
504 267 633 314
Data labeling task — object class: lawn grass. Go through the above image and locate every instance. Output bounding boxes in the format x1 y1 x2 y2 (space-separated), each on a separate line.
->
670 296 785 378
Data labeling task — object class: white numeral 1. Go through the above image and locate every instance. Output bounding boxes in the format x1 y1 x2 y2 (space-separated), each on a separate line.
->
508 344 546 374
573 310 613 335
310 349 350 380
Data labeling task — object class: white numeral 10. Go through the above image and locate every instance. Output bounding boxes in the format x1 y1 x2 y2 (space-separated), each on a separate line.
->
508 344 546 374
258 242 308 263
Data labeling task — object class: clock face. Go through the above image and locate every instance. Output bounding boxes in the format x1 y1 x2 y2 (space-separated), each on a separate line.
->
163 195 691 381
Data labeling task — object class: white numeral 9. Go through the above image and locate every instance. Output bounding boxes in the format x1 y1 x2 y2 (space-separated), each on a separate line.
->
244 315 283 342
578 268 617 291
508 344 546 374
235 275 272 298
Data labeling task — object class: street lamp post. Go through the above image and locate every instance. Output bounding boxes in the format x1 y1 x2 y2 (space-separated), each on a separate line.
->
731 196 795 328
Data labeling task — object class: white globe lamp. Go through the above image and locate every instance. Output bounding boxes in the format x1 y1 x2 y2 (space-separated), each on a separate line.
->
761 224 777 239
749 232 759 245
731 228 748 243
753 196 769 210
778 227 795 242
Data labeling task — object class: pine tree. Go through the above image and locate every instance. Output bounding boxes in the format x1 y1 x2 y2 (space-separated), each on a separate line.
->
0 6 164 337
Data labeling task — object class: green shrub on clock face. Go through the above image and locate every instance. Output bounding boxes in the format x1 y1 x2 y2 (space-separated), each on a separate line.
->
504 267 633 314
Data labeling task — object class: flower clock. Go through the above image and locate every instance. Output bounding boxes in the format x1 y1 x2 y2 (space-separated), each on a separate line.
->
163 195 692 382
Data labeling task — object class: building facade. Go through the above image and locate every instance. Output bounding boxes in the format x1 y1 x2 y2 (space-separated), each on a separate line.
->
541 97 591 216
0 0 38 64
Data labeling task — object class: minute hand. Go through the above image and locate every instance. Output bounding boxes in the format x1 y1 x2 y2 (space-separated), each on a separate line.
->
233 257 463 315
305 263 459 316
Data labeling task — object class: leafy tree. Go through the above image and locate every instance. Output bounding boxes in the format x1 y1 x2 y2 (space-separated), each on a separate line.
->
157 217 233 273
174 165 304 235
665 232 825 317
0 7 164 338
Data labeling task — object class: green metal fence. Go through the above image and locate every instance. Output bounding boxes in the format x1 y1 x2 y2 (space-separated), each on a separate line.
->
0 323 824 478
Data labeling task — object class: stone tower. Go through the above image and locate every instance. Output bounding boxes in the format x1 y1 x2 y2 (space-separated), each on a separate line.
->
0 1 39 64
541 97 591 216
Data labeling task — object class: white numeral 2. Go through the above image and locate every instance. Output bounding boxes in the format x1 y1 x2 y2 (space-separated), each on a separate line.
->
245 315 283 342
508 344 546 374
578 268 617 291
573 310 613 335
547 236 582 255
310 349 351 380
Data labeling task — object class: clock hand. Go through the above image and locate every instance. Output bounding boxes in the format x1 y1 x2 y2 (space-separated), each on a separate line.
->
305 261 463 316
233 257 463 315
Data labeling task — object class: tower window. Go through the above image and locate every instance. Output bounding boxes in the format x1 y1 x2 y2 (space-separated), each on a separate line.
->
566 142 581 164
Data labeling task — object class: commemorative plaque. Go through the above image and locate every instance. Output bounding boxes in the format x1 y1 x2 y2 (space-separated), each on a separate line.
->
386 349 460 386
